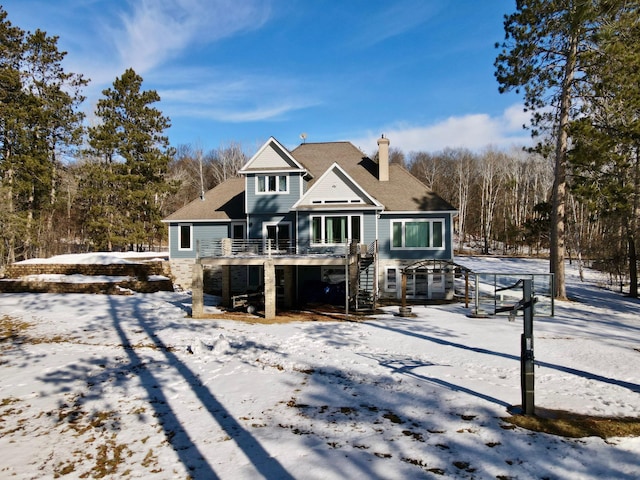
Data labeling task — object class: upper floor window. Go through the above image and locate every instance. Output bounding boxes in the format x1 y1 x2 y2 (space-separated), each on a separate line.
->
391 219 444 249
311 214 361 244
257 174 288 194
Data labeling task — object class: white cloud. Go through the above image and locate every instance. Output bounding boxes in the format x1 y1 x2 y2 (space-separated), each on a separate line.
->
167 99 318 123
113 0 270 74
352 104 533 154
155 66 321 123
348 1 441 49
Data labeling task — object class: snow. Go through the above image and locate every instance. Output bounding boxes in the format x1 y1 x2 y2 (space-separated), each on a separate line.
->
15 251 168 265
1 256 639 479
11 274 170 283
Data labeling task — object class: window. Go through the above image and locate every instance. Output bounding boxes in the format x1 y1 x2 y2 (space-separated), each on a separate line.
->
178 224 192 250
391 219 444 249
385 268 398 292
385 268 438 298
311 214 362 244
257 174 288 194
231 222 246 240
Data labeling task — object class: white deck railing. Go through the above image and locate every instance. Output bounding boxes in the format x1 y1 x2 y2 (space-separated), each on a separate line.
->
197 239 362 258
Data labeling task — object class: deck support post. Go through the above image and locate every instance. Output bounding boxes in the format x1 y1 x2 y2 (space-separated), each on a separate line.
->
191 259 204 318
283 265 295 309
264 260 276 319
222 265 231 308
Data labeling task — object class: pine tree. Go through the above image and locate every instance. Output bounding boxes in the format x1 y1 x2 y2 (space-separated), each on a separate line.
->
495 0 599 298
569 1 640 297
0 8 26 264
82 68 175 251
0 7 86 264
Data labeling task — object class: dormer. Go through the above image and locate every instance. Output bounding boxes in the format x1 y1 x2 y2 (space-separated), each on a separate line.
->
292 163 382 211
240 137 312 214
239 137 310 177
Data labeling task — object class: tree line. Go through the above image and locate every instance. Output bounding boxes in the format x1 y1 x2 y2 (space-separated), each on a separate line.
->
495 0 640 297
1 2 639 298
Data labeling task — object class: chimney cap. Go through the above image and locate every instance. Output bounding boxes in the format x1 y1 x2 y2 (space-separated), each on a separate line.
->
377 135 390 145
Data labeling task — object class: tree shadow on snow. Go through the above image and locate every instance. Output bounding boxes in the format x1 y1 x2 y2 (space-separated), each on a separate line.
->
365 321 640 395
110 295 295 479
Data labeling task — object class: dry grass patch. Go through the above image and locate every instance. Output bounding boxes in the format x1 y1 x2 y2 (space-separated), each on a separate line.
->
195 307 354 324
1 314 74 346
0 315 31 344
504 407 640 439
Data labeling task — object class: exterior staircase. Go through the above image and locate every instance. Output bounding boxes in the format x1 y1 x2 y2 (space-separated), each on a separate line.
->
349 241 377 312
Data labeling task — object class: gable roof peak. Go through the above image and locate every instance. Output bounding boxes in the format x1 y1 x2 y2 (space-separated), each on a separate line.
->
238 136 308 174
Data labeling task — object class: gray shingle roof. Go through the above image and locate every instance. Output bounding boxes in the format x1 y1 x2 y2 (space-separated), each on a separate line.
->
163 177 245 222
291 142 456 212
163 141 456 222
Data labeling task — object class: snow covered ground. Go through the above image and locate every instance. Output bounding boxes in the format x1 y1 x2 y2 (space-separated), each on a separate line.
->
15 251 169 265
0 255 639 479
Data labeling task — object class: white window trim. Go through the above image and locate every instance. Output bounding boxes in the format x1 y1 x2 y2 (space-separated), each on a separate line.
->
384 267 399 292
255 174 289 195
178 223 193 251
262 221 292 250
390 218 445 250
310 213 363 245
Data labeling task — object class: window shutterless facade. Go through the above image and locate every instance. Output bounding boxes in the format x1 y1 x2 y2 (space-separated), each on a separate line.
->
311 214 362 244
256 174 288 194
391 219 444 249
178 223 192 250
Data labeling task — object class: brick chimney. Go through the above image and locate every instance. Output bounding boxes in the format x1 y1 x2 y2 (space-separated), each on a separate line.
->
377 134 390 182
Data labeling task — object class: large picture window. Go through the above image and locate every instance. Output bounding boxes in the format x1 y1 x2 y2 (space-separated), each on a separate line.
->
311 215 362 244
178 223 192 250
256 174 288 194
391 219 444 249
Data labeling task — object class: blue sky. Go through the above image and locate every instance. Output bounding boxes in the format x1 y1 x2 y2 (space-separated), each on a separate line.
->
3 0 530 156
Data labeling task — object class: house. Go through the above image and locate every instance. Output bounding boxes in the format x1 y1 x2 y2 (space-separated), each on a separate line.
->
163 136 457 317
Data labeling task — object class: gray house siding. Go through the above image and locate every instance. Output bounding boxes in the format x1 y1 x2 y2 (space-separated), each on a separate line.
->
168 222 230 259
245 173 303 214
247 213 297 239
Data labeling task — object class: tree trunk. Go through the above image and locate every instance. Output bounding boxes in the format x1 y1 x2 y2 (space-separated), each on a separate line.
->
629 147 640 298
5 165 16 265
550 25 579 300
628 232 638 298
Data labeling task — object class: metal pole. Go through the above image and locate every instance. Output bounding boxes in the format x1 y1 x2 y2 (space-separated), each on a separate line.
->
521 279 535 415
401 270 407 310
465 270 469 309
345 243 349 321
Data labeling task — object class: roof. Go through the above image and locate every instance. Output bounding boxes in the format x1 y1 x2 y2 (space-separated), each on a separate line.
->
163 140 456 223
291 142 456 212
238 136 308 174
162 177 245 222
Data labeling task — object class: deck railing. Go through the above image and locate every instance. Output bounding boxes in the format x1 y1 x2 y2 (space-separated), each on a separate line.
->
197 238 363 258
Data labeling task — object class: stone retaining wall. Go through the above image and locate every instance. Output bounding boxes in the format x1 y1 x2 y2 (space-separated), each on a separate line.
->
0 278 174 294
5 261 170 279
0 260 175 294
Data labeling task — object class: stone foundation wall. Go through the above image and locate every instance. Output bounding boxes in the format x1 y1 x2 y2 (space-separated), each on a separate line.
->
168 258 196 290
169 259 250 295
